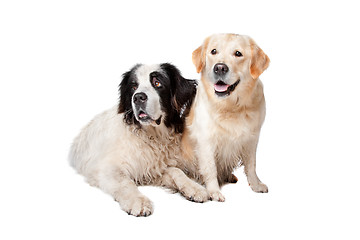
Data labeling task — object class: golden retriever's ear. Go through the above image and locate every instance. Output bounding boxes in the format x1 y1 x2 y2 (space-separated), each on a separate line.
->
192 45 204 73
250 43 270 79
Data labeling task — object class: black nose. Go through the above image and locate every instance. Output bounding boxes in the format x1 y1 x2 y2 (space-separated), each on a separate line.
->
213 63 229 75
133 92 148 104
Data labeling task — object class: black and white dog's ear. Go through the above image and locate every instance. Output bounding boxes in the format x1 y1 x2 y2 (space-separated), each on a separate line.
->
160 63 197 117
118 65 141 125
118 70 132 114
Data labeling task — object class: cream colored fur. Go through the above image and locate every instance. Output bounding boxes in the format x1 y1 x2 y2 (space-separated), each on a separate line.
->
181 34 270 201
69 106 208 216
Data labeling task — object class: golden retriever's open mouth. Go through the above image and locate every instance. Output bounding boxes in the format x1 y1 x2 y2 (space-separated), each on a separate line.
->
214 80 240 97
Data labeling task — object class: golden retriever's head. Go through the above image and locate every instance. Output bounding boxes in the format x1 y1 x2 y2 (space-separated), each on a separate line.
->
192 33 269 100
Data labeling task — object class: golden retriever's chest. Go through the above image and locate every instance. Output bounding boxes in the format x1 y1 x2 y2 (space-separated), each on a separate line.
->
214 123 247 157
212 114 257 162
214 112 256 140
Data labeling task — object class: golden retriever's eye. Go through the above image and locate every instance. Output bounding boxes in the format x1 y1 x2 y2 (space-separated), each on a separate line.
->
211 49 217 55
235 51 243 57
152 77 162 88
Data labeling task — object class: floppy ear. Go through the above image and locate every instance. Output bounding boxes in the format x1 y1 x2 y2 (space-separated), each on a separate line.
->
161 63 197 132
192 37 210 73
250 41 270 79
118 65 140 125
118 70 132 114
161 63 197 113
192 45 204 73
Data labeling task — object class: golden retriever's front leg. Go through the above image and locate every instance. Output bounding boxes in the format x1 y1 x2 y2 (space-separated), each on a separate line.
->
197 144 225 202
243 138 268 193
161 167 209 202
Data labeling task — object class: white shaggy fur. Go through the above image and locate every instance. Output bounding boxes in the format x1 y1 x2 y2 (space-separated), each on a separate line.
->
69 64 208 217
70 106 208 216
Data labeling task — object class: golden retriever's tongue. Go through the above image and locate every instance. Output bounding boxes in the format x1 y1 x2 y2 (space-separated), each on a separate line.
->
214 83 229 92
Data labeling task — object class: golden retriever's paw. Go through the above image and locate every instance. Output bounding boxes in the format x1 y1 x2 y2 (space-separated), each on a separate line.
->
209 190 225 202
182 185 209 203
250 182 268 193
122 196 153 217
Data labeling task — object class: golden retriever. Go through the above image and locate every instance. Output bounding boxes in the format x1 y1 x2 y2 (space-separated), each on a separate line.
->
180 33 270 201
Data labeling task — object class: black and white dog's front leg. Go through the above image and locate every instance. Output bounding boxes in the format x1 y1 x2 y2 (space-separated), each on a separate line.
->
98 166 153 217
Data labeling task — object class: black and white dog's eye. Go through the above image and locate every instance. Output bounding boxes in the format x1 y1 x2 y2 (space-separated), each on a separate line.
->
235 51 243 57
211 49 217 55
152 77 162 88
130 81 138 90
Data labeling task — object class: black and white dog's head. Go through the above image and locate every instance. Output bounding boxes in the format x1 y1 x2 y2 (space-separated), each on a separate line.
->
118 63 196 133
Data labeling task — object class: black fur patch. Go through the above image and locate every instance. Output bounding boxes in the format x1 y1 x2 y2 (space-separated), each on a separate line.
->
117 63 196 133
118 64 141 127
160 63 197 133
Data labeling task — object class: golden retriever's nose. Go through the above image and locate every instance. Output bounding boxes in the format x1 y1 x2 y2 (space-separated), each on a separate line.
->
213 63 229 75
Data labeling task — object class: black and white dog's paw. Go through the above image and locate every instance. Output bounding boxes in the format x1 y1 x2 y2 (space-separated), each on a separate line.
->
122 195 153 217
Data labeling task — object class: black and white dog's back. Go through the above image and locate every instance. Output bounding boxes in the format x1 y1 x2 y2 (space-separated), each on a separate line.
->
69 63 208 217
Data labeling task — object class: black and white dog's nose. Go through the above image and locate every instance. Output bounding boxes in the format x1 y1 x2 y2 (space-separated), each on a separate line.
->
213 63 229 75
133 92 148 104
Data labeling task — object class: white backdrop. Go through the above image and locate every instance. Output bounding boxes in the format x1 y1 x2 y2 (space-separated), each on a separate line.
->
1 0 359 239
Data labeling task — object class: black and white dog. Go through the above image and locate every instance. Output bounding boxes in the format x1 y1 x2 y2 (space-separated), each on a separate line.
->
69 63 208 217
